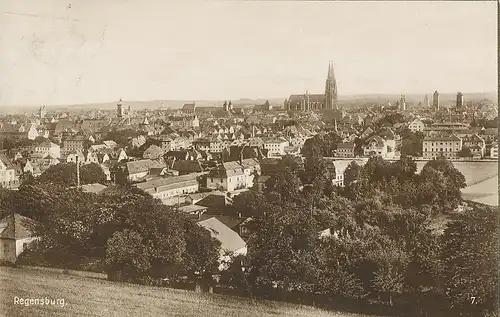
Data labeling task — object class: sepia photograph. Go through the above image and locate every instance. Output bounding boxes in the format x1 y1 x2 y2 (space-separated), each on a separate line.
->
0 1 498 316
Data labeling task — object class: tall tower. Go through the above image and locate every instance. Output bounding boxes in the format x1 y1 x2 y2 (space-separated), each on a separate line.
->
456 92 463 109
325 62 338 110
117 99 125 118
432 90 440 111
423 95 429 107
39 105 46 119
400 95 406 111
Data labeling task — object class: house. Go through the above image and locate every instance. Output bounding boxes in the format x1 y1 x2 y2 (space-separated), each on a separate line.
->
172 160 203 175
363 136 387 157
336 142 355 158
182 103 196 114
62 135 86 153
102 140 118 149
0 214 39 263
207 162 246 192
0 153 19 188
134 174 200 205
85 150 99 164
490 143 498 159
34 141 61 159
262 138 289 157
240 158 261 188
422 134 462 159
196 216 247 257
378 128 397 153
142 145 164 159
178 204 208 216
124 159 167 182
0 123 39 140
408 119 425 133
462 134 486 158
66 151 86 164
169 116 200 129
360 127 374 139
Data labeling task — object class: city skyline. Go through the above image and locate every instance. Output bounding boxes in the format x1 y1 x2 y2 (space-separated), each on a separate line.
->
0 0 497 106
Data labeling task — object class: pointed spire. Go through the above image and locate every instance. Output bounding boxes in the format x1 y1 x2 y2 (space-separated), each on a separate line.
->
329 61 336 80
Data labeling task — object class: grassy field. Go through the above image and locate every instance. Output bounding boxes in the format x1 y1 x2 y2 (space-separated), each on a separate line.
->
0 266 375 317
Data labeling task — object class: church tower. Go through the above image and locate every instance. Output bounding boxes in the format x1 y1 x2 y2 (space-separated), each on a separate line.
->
117 99 125 118
325 62 338 110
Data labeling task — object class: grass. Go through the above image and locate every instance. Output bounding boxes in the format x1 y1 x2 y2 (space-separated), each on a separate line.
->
0 266 374 317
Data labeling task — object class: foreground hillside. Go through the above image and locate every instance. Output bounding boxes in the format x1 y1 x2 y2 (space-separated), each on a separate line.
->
0 267 374 317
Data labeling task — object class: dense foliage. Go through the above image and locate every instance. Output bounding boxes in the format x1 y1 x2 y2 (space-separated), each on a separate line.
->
37 162 106 187
4 182 220 286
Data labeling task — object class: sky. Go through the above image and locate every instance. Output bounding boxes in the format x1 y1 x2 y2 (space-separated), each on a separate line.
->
0 0 497 106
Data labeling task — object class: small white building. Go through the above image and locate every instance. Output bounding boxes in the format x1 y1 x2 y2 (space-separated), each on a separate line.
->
262 138 289 157
363 136 388 157
0 214 39 263
422 134 462 159
197 217 247 270
34 141 61 159
490 143 498 159
134 174 200 203
207 162 245 192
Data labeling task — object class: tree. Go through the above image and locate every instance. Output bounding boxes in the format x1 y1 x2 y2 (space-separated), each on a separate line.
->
38 162 106 187
105 229 151 282
368 241 409 306
246 203 320 296
182 221 221 283
400 130 424 157
80 163 107 184
264 168 302 205
419 158 466 210
230 190 267 218
457 146 473 158
442 203 499 315
38 163 78 187
343 161 362 188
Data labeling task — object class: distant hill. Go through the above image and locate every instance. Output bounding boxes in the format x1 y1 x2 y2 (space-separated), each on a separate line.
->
0 92 496 112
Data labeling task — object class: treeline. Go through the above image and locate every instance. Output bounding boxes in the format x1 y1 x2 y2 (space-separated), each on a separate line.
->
224 155 498 317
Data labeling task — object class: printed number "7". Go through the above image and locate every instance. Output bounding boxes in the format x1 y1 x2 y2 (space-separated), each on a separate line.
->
471 297 476 304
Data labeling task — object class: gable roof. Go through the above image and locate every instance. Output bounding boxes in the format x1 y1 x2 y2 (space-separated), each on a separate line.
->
126 159 166 174
337 142 355 150
182 103 196 110
134 173 200 193
173 160 203 173
196 217 246 253
240 158 260 169
0 153 15 170
366 135 385 147
0 213 38 240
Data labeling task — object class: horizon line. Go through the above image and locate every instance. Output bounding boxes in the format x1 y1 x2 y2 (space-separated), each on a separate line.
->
1 90 497 108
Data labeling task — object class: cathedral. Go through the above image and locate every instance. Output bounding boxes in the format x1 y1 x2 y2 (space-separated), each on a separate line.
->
284 62 338 111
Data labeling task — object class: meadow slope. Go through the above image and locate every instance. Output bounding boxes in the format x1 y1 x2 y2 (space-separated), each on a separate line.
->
0 266 376 317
